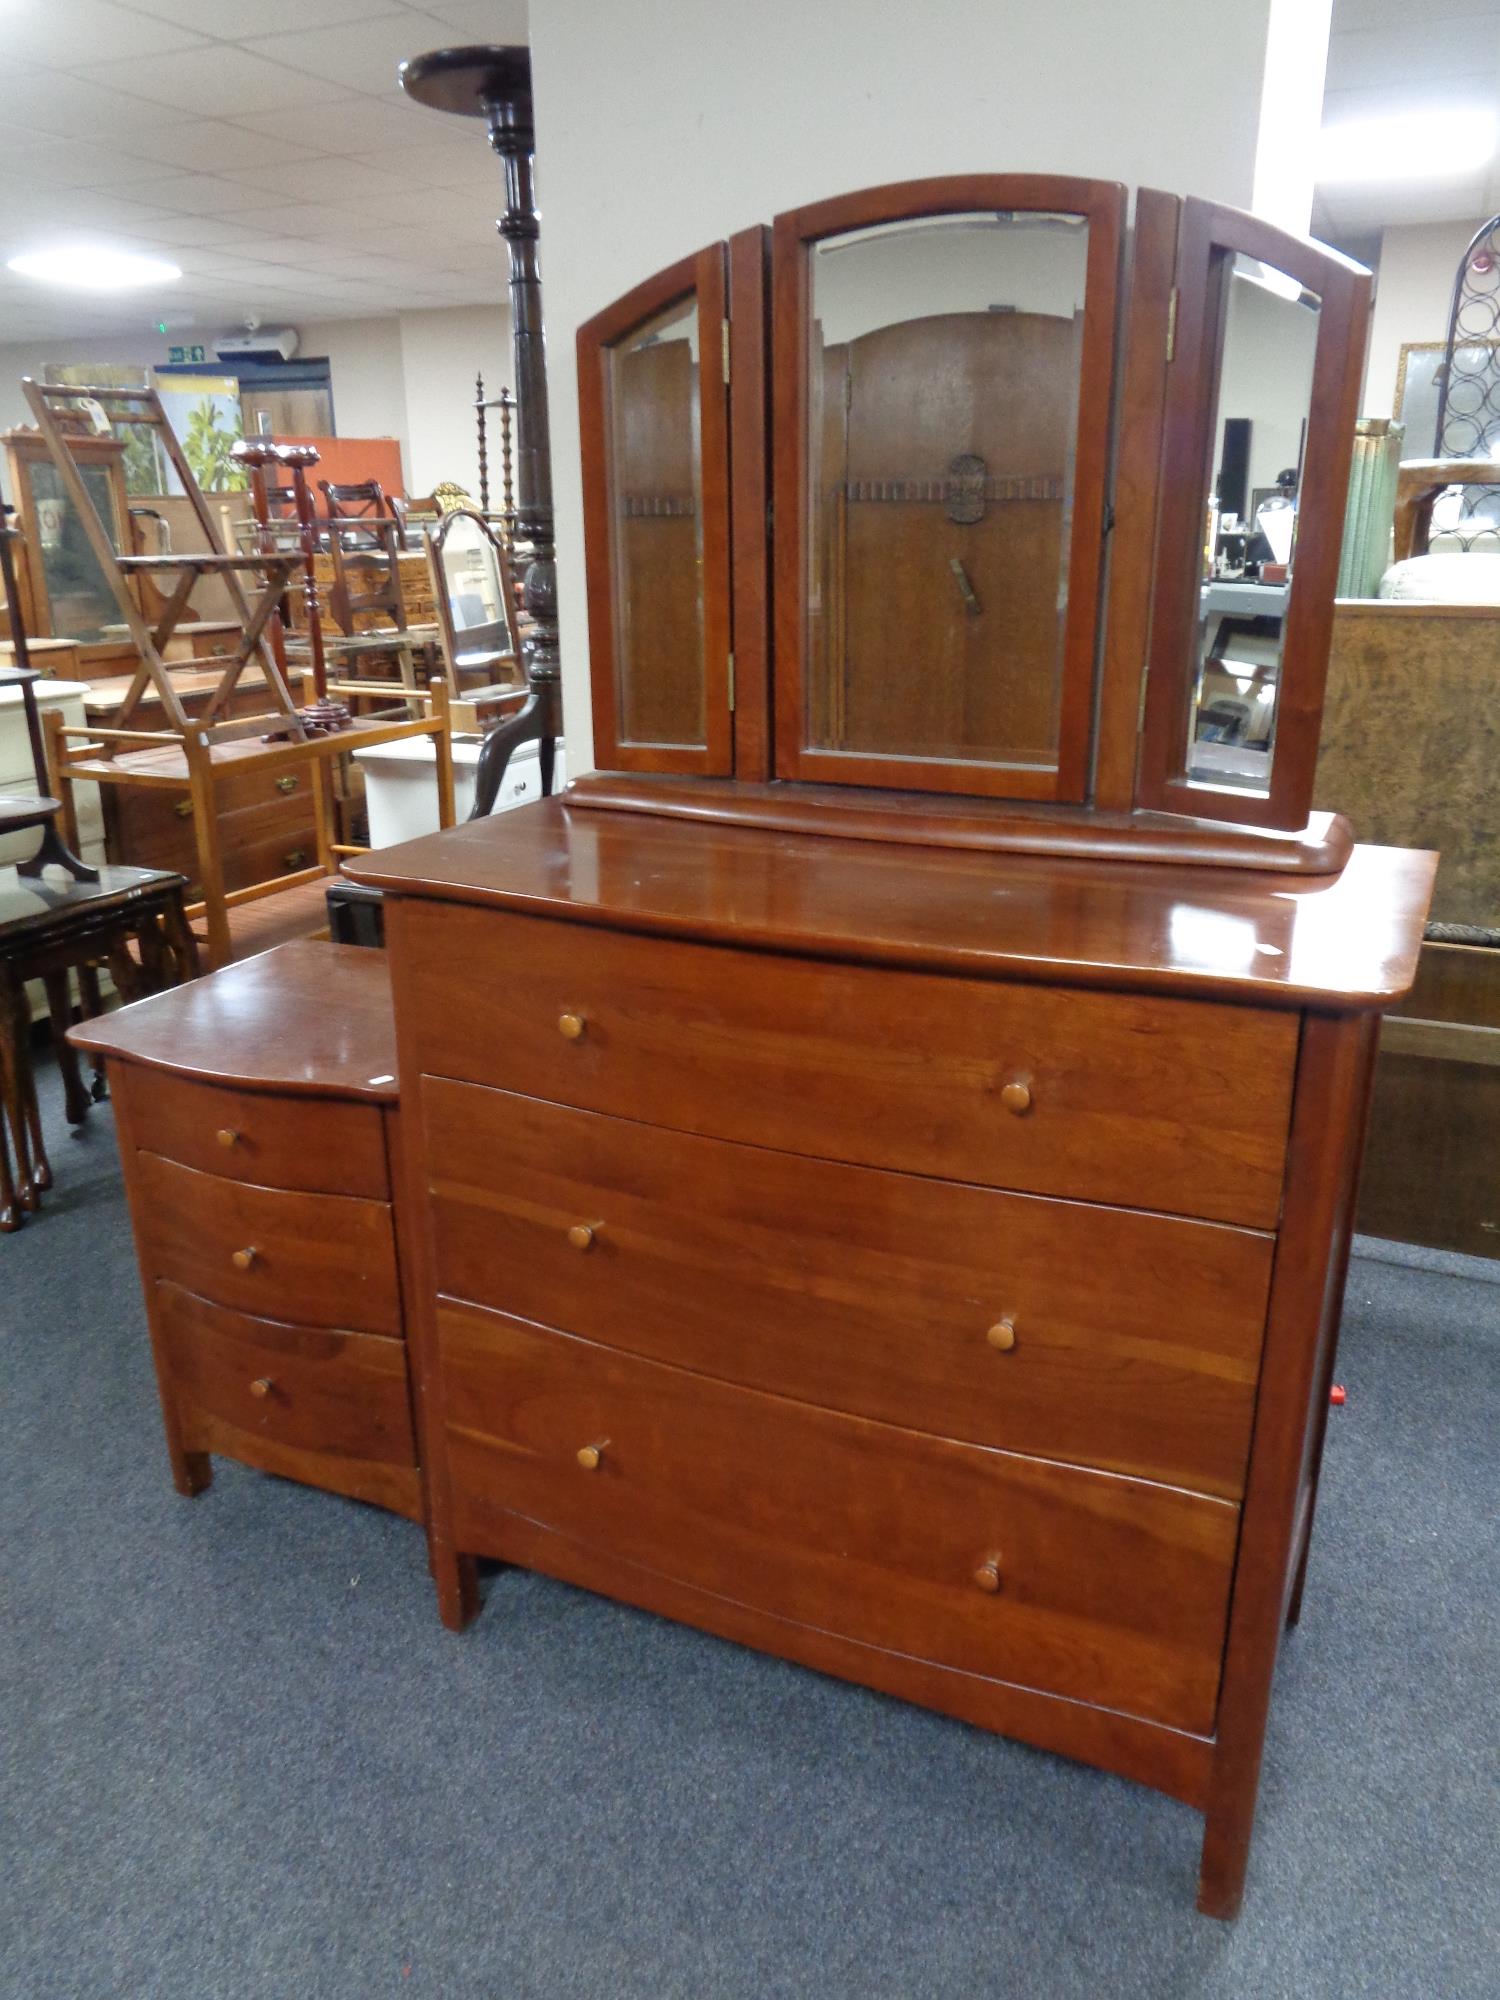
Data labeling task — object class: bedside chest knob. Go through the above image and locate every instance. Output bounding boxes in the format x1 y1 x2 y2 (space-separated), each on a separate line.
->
216 1127 240 1149
567 1223 597 1252
249 1377 273 1399
986 1318 1017 1352
557 1012 586 1041
1000 1079 1032 1115
973 1555 1002 1594
231 1246 258 1271
576 1442 606 1471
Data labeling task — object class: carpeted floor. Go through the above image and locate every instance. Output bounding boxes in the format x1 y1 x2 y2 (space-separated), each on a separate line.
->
3 1054 1497 2000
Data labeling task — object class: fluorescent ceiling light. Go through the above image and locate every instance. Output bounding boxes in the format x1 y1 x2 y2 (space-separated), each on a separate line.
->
6 245 182 292
1318 107 1498 185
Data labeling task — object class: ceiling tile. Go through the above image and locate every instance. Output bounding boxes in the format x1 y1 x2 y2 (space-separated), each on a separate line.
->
243 12 459 97
128 172 306 215
6 0 210 65
113 120 324 173
126 214 271 247
124 0 410 31
232 94 441 150
6 70 193 140
225 201 373 236
232 155 413 200
0 137 172 189
74 45 360 115
420 0 529 40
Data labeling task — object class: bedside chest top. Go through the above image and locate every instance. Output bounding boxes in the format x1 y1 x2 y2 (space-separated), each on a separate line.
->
346 802 1436 1011
70 940 398 1099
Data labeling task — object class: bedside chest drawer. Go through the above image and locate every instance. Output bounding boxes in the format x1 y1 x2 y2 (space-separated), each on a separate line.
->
403 904 1296 1227
125 1072 389 1198
157 1283 419 1518
135 1153 401 1334
425 1078 1272 1497
439 1303 1239 1735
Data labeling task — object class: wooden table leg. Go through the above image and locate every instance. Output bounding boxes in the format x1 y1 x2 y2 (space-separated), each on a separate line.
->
43 969 91 1124
158 888 200 985
0 1035 19 1230
77 963 109 1100
0 970 47 1205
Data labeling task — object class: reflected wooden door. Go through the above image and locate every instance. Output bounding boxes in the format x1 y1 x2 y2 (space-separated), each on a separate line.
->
818 311 1080 761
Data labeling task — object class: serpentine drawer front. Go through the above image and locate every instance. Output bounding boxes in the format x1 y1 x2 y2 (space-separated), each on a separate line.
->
438 1302 1240 1736
401 901 1298 1228
155 1282 420 1519
125 1072 389 1198
423 1075 1274 1498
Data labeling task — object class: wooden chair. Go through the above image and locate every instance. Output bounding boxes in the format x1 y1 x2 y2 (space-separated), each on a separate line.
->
317 479 428 694
425 506 524 696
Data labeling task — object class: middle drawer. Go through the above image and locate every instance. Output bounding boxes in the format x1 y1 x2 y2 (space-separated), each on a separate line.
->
135 1152 401 1335
424 1077 1272 1498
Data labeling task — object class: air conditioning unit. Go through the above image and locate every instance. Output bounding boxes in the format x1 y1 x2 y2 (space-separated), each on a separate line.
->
214 326 300 363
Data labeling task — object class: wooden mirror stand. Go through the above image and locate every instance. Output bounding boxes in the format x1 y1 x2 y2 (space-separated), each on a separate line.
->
572 176 1372 876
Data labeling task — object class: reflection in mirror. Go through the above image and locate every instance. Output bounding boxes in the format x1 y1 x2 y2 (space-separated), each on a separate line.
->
439 513 509 638
1186 255 1320 797
608 294 705 747
29 460 120 643
804 211 1089 771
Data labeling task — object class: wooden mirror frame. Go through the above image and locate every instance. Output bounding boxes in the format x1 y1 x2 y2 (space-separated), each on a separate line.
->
769 174 1126 801
1134 199 1370 831
580 241 733 775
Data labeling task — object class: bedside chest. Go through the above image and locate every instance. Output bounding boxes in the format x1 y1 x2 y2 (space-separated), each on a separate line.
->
71 941 421 1520
350 802 1435 1918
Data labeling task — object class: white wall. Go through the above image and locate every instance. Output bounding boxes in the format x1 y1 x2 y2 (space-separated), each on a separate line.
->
1362 217 1483 423
0 302 508 498
529 0 1288 776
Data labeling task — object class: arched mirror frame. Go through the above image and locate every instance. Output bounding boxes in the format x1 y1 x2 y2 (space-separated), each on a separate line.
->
579 241 733 775
769 173 1127 802
1134 199 1370 831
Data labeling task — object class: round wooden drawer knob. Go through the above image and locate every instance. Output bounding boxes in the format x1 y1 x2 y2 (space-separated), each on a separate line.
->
216 1127 240 1149
249 1377 273 1399
1000 1080 1032 1116
973 1557 1002 1594
567 1223 597 1252
576 1442 605 1471
986 1318 1017 1352
231 1246 258 1271
557 1012 586 1041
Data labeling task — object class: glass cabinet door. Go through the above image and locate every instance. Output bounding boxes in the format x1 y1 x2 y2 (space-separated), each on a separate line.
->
26 456 123 644
772 176 1125 800
580 243 732 774
1136 200 1370 830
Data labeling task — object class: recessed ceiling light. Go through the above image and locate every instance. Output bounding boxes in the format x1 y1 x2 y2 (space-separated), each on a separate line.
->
1317 107 1498 185
6 245 183 292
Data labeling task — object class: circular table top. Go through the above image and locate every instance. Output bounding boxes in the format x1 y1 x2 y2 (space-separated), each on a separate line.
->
399 43 531 117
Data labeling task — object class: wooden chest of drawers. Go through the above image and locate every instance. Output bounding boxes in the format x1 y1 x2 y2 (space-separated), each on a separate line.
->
353 803 1434 1917
71 941 420 1519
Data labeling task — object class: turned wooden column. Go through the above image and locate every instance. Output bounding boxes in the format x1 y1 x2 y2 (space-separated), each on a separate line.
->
401 43 561 812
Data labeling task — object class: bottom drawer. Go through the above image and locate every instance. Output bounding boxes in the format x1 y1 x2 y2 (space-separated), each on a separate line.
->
439 1301 1240 1734
158 1281 420 1518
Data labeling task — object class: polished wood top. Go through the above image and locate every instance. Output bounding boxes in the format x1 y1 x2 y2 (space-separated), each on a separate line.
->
70 940 397 1098
346 800 1436 1010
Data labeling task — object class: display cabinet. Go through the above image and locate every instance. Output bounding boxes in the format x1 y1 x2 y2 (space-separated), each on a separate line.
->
576 177 1371 867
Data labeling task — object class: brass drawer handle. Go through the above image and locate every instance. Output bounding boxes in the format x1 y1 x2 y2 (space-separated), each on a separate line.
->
973 1554 1003 1594
557 1012 586 1041
986 1318 1017 1353
567 1222 599 1252
215 1127 240 1150
1000 1078 1032 1116
576 1440 608 1471
173 798 193 819
275 775 299 794
231 1246 259 1271
249 1377 274 1399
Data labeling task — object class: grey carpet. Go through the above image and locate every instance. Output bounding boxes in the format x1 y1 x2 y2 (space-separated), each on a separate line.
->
3 1054 1497 2000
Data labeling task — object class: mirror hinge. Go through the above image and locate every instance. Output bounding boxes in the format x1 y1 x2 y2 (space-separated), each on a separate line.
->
1165 288 1179 363
727 650 736 710
722 320 731 385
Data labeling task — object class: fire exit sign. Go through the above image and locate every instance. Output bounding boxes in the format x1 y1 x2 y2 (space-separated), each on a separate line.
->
166 344 206 364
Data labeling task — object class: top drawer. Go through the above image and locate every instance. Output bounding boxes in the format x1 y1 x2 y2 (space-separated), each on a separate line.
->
119 1069 390 1200
399 903 1297 1227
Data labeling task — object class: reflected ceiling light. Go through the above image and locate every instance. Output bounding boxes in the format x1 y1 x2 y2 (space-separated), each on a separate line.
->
6 244 182 291
1317 107 1498 184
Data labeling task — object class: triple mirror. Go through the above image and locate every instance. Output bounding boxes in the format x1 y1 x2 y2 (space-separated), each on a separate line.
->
578 178 1369 840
